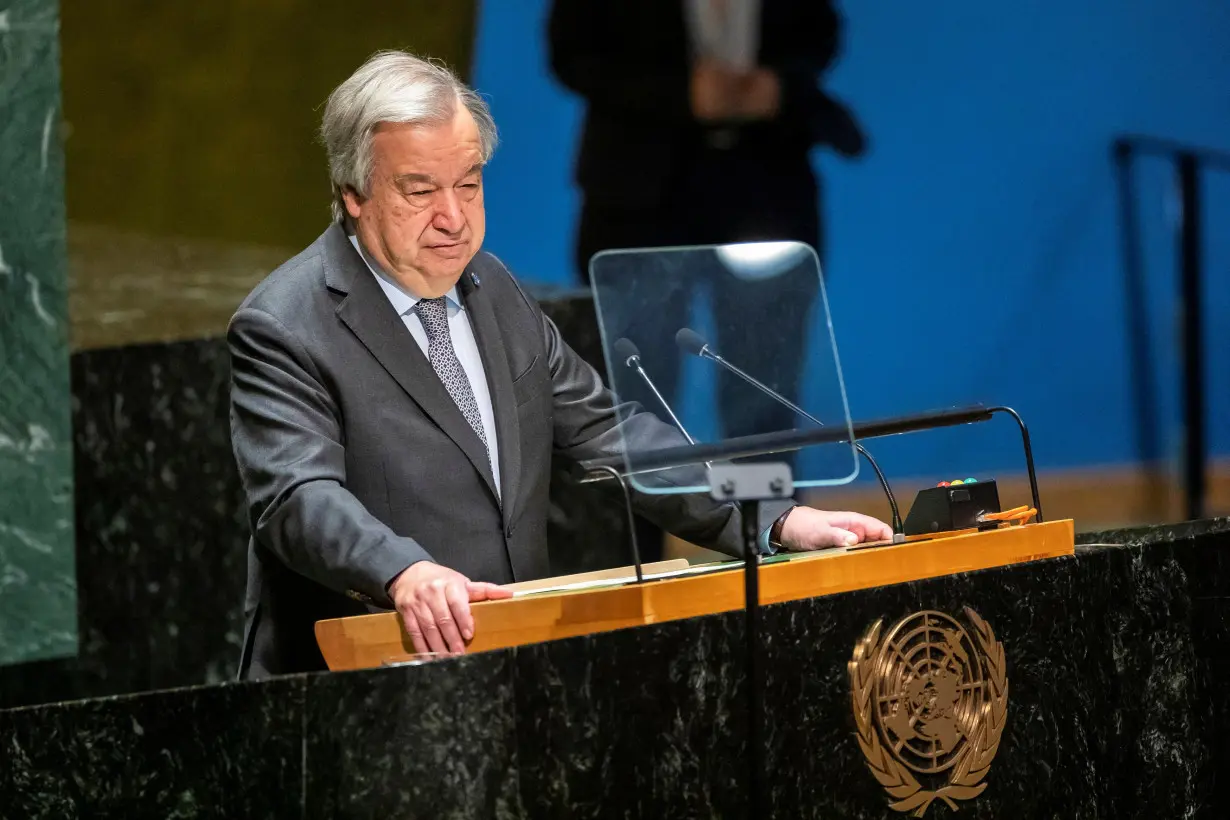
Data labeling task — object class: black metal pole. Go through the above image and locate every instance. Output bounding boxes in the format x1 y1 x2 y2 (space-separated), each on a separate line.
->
578 406 995 477
988 407 1044 522
1113 141 1163 472
1177 153 1205 520
589 465 644 582
741 499 763 818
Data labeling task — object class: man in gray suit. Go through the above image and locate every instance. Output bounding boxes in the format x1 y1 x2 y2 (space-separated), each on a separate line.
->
228 51 890 679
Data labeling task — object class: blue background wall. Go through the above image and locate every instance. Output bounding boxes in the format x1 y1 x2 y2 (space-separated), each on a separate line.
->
472 0 1230 483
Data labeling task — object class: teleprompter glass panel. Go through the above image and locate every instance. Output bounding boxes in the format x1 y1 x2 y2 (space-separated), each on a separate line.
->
590 243 858 495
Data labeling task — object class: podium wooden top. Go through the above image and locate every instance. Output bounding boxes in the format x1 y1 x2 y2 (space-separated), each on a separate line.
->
315 519 1075 672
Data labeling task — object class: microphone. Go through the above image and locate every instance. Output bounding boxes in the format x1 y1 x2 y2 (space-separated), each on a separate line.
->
674 328 904 537
607 337 705 584
614 337 698 446
675 327 711 359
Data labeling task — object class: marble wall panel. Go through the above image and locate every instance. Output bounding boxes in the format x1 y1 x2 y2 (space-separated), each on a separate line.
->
0 0 76 666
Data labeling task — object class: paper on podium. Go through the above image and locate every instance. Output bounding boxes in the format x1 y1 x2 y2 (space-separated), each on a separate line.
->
506 542 886 599
510 560 740 598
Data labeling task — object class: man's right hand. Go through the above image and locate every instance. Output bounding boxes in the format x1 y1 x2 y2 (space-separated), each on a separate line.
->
387 561 512 655
691 60 737 121
691 61 782 123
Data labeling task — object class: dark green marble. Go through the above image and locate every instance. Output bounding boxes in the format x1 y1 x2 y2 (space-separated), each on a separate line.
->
1 678 304 818
0 0 76 665
5 525 1230 818
304 656 522 817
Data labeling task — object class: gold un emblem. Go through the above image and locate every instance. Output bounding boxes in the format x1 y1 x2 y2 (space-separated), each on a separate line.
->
848 607 1008 817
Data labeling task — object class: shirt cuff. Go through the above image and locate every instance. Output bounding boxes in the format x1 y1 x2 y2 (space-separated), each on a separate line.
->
758 524 778 556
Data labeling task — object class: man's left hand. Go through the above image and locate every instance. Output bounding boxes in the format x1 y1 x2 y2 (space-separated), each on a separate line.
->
735 68 781 121
779 508 893 551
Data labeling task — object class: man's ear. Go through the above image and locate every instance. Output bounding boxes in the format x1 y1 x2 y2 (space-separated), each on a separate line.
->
342 186 364 220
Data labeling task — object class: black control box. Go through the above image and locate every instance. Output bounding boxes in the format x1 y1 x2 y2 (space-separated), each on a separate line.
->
903 480 1002 536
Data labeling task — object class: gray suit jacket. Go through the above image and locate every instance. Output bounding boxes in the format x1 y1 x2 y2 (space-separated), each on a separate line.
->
229 224 760 679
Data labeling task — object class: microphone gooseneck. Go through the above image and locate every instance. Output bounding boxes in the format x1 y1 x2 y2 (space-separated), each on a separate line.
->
614 337 697 446
674 327 904 536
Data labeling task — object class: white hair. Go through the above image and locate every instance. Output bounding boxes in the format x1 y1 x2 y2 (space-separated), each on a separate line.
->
320 50 498 223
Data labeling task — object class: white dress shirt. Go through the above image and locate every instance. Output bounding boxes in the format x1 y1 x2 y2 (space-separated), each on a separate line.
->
348 235 501 496
685 0 762 72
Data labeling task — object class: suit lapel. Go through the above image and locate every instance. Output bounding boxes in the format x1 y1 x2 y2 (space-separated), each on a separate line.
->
325 227 500 503
461 268 522 528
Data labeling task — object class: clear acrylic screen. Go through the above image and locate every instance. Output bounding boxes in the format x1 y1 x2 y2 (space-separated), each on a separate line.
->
589 243 859 494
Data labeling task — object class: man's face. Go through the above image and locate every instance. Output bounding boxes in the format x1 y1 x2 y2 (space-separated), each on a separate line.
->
344 107 486 297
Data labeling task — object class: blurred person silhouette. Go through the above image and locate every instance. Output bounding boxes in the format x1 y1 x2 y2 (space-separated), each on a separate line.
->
549 0 865 558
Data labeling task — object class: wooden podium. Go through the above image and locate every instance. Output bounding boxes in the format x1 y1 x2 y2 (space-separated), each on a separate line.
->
315 519 1075 672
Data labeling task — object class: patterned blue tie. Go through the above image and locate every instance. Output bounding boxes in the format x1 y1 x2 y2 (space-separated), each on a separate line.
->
413 297 491 467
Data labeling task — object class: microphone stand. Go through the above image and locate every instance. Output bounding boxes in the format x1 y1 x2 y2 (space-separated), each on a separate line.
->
708 462 792 820
577 406 999 477
988 406 1044 521
626 356 696 445
742 496 763 820
578 403 1024 820
616 336 775 817
683 335 904 538
617 339 709 465
854 443 903 538
586 464 644 583
607 337 702 584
